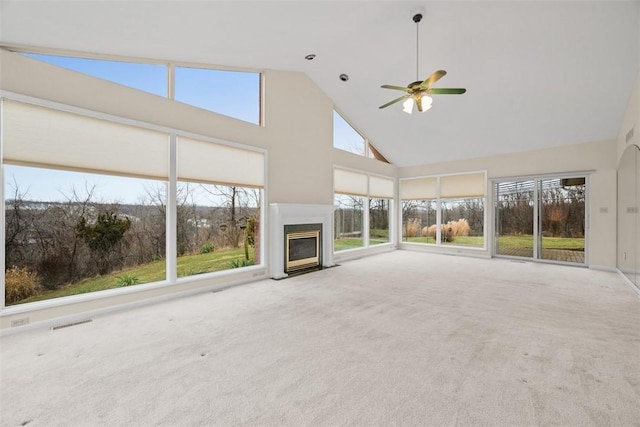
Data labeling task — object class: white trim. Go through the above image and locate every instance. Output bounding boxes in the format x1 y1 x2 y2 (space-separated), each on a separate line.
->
0 99 5 310
167 134 178 282
616 269 640 298
492 170 595 183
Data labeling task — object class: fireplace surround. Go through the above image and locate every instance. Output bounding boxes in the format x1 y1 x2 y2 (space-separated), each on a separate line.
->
269 203 335 279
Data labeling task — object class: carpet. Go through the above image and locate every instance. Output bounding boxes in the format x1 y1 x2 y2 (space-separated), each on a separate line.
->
1 250 638 426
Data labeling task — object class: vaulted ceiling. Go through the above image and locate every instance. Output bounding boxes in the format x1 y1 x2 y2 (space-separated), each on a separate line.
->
1 1 639 167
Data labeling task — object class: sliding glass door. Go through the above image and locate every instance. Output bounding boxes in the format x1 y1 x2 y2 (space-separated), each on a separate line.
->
495 181 535 258
538 178 585 263
495 176 586 265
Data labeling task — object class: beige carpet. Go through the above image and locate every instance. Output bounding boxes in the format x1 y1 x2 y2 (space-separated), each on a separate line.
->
1 250 639 426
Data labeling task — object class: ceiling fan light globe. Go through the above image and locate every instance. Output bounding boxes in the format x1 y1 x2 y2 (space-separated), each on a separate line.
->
402 98 414 114
417 95 432 112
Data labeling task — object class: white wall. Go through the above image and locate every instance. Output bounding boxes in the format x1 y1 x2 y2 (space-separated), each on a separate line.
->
618 70 640 161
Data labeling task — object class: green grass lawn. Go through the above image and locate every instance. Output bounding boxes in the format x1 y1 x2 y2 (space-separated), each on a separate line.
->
402 234 584 250
18 247 254 304
334 237 390 251
498 235 584 250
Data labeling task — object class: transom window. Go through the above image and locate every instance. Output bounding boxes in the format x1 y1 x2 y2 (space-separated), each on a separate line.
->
19 51 261 125
333 110 389 163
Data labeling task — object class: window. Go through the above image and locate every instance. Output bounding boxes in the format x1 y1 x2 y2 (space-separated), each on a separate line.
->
441 198 484 247
175 66 260 125
19 51 262 125
175 183 260 277
333 110 389 162
402 199 437 243
400 172 486 248
369 199 390 245
1 98 264 307
176 135 263 278
4 165 168 306
21 53 168 97
2 99 169 305
334 169 394 251
334 194 365 251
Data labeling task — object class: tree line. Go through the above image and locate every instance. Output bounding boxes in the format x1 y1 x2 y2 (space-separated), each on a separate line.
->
5 181 259 292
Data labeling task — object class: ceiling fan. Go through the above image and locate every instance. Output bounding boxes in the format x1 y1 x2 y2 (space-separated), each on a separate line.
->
379 13 466 114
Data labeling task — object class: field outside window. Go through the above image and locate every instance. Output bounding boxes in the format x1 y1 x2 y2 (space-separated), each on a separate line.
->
402 199 437 244
369 198 390 245
4 165 167 305
334 194 365 251
176 183 260 278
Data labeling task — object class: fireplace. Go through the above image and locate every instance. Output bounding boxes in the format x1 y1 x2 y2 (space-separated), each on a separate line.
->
284 224 322 274
269 204 335 279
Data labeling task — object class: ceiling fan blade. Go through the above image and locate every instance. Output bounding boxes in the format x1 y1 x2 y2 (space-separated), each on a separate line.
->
379 95 409 109
381 84 410 92
419 70 447 89
427 88 467 95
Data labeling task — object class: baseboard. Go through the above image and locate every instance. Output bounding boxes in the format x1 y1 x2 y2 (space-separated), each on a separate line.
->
616 269 640 298
0 273 268 337
588 265 618 272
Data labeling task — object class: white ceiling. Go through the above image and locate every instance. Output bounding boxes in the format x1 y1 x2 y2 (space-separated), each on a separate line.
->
1 1 639 167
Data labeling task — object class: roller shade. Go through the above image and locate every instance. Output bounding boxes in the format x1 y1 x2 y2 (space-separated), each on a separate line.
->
400 177 437 200
440 173 485 198
334 169 368 196
177 136 264 187
2 99 169 180
369 176 394 199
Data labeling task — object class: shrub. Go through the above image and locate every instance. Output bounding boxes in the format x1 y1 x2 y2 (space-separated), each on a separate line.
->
116 274 139 287
441 226 455 242
5 266 39 304
229 258 254 269
422 224 437 238
200 242 215 254
404 218 421 237
446 218 470 237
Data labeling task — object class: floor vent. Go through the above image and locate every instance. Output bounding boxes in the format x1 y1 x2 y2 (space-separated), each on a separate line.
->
52 319 93 330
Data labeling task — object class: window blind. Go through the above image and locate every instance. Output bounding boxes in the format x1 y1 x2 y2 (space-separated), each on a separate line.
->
334 169 368 196
400 177 437 200
2 99 169 180
369 176 394 199
177 136 264 187
440 173 485 198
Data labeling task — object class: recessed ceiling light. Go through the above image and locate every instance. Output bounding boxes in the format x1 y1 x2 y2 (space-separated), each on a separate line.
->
305 54 316 60
339 74 349 82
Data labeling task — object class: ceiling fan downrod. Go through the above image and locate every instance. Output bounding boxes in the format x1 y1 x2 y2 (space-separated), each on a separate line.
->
413 13 422 82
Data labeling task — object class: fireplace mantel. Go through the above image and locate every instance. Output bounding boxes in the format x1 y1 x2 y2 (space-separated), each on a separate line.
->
269 203 336 279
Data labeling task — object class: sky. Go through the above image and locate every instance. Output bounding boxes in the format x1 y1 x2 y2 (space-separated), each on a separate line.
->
3 53 364 205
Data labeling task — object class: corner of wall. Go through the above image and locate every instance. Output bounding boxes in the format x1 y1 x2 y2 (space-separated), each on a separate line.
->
617 70 640 164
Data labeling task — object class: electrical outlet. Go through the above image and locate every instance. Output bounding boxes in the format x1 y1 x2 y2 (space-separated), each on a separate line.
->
11 317 29 327
624 252 627 261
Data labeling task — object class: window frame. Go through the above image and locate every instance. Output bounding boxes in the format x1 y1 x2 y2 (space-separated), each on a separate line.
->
333 167 395 253
332 109 389 163
0 91 266 310
399 171 487 250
